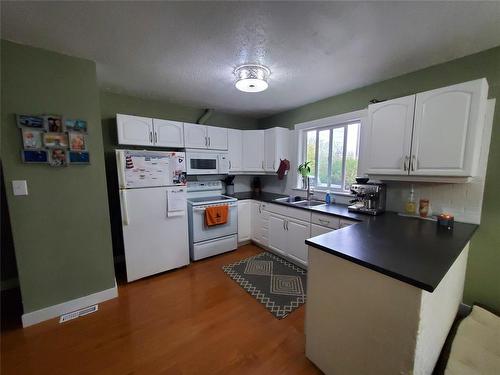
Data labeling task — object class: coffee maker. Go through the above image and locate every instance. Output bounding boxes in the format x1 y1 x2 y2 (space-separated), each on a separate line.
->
348 183 386 215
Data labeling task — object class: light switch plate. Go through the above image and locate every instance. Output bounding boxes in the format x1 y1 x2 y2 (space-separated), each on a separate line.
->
12 180 28 196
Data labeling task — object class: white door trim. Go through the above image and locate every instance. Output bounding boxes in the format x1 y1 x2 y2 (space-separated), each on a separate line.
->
21 282 118 328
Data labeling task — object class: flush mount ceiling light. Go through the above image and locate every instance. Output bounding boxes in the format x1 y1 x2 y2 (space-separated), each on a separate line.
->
234 64 271 93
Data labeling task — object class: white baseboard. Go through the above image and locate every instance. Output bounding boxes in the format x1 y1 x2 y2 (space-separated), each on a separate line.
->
21 283 118 328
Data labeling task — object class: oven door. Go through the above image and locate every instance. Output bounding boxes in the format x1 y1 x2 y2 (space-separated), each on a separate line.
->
186 152 219 175
191 203 238 243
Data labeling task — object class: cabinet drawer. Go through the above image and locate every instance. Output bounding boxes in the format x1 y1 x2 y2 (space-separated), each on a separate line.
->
287 207 311 222
264 203 311 222
264 202 288 216
311 213 340 229
339 218 359 228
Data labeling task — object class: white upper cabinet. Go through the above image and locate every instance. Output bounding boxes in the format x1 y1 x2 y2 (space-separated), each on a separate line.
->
411 79 488 176
183 123 228 150
206 125 228 150
242 130 265 171
117 114 154 146
365 95 415 175
365 78 488 179
228 129 243 172
183 123 208 149
152 119 184 148
264 127 290 172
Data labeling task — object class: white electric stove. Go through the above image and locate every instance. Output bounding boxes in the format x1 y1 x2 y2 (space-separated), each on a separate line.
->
186 181 238 261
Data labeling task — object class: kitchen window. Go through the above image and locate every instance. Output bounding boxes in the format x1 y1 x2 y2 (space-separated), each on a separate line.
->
302 121 360 192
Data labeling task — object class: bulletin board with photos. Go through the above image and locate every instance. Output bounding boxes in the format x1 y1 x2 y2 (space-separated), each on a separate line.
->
18 114 90 166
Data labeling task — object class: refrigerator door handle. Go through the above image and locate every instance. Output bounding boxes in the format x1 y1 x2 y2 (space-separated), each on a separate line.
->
121 190 130 225
116 151 126 188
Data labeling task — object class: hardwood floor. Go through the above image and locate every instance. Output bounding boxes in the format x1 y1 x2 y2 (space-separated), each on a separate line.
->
1 245 322 375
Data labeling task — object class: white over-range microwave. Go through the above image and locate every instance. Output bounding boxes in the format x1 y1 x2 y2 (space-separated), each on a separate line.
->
185 149 229 175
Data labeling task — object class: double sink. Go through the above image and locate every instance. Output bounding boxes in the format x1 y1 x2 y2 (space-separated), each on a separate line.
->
274 197 326 208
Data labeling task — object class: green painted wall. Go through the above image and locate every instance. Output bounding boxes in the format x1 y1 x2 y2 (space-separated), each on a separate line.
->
259 46 500 310
1 40 116 313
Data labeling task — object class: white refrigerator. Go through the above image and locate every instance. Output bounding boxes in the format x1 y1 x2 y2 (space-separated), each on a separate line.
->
116 149 189 282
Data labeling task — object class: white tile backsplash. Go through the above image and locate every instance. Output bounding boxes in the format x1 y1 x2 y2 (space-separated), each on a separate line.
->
233 175 253 193
384 180 483 223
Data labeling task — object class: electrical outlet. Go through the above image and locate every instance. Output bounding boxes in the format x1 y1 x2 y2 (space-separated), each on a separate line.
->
12 180 28 196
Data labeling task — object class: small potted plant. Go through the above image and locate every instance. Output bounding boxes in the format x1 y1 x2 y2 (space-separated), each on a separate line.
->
297 161 312 189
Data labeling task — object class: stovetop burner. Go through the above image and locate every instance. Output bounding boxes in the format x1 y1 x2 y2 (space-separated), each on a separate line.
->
187 195 233 203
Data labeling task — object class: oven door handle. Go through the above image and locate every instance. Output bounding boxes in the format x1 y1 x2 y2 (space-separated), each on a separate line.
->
193 204 237 211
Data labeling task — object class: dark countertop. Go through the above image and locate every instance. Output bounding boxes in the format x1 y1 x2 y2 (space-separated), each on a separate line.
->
229 191 365 220
227 191 289 203
231 190 478 293
306 212 478 292
309 203 366 221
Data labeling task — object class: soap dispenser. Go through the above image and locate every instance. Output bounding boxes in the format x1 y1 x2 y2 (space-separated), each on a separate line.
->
325 190 332 205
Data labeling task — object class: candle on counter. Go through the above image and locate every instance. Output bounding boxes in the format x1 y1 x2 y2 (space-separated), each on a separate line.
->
437 213 454 230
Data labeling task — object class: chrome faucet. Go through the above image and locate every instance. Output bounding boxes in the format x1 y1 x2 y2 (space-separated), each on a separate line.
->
306 177 314 201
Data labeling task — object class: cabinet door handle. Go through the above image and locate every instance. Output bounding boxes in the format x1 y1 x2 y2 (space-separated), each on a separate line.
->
205 137 207 146
229 160 232 169
283 220 286 230
259 204 261 214
261 161 264 169
273 161 275 170
208 137 211 147
149 132 153 143
318 218 330 224
286 220 289 231
403 156 409 171
154 132 158 143
411 155 416 171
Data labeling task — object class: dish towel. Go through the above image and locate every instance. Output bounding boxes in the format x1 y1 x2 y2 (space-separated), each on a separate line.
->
205 205 229 226
277 159 290 180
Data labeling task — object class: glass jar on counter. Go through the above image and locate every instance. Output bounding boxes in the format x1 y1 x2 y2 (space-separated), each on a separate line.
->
419 199 430 218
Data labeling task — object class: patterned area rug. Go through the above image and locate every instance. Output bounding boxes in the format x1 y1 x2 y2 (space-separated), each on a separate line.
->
222 252 307 319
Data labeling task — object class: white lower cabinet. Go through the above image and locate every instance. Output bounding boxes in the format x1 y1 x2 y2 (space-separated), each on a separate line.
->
237 200 251 242
237 199 358 267
268 214 287 256
268 213 309 267
285 218 310 265
251 201 268 246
